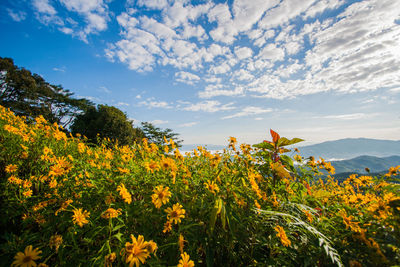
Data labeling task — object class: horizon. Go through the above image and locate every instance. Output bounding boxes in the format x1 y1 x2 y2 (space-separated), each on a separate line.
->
1 0 399 146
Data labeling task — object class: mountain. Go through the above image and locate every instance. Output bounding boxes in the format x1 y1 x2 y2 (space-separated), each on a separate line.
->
296 138 400 160
330 155 400 174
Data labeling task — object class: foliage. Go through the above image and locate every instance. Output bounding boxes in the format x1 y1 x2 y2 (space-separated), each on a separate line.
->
0 57 92 128
1 105 400 266
71 104 144 146
141 121 183 147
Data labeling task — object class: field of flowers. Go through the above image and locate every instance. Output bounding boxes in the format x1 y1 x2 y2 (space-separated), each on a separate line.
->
1 104 399 267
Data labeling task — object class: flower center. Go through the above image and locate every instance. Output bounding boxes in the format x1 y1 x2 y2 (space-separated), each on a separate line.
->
23 256 32 263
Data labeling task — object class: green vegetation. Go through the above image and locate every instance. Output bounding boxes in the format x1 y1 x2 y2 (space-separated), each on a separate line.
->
0 57 181 146
1 108 400 266
0 57 92 128
70 104 144 146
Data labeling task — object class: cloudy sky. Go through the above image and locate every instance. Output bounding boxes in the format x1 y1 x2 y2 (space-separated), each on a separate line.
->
1 0 399 145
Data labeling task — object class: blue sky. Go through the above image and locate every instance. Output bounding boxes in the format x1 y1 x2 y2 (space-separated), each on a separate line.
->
1 0 399 146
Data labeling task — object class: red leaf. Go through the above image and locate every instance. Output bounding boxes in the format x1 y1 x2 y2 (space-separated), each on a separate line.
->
270 129 280 143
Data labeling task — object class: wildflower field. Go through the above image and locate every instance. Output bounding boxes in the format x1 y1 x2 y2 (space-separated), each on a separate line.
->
1 104 399 267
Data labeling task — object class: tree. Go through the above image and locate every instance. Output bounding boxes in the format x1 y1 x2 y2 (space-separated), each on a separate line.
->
141 122 183 147
0 57 92 128
71 105 144 146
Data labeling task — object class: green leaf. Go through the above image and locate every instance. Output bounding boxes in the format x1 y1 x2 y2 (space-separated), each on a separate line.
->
253 142 275 150
220 203 226 229
112 224 125 232
277 137 291 147
209 198 223 234
288 138 304 146
113 232 123 242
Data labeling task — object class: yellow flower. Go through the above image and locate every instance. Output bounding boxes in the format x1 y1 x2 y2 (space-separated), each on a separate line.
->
152 185 171 209
124 235 150 267
323 162 335 174
12 245 42 267
356 176 373 187
144 160 159 173
165 203 186 224
303 209 313 223
228 137 237 150
118 167 130 174
77 142 86 153
204 181 219 195
160 156 177 172
163 220 172 233
274 225 291 247
339 210 361 232
101 208 122 219
55 199 73 216
293 154 302 162
178 252 195 267
49 235 63 252
49 164 65 177
72 208 90 227
145 240 158 254
5 164 18 173
23 189 33 198
117 184 132 204
178 234 186 254
104 252 116 267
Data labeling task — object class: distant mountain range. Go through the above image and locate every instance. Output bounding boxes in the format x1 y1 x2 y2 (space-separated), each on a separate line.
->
183 138 400 160
296 138 400 160
330 155 400 174
182 139 400 175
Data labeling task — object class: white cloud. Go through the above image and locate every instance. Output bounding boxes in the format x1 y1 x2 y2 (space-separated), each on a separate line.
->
233 69 254 81
209 63 231 74
7 9 26 22
234 46 253 60
139 99 172 109
222 106 273 119
33 0 56 15
204 76 222 83
175 71 200 85
59 27 73 34
103 0 400 102
258 0 316 30
304 0 345 19
258 44 285 62
179 122 198 127
183 100 235 112
137 0 168 10
198 86 244 98
117 102 130 107
151 119 169 125
53 67 66 72
319 113 369 120
33 0 110 41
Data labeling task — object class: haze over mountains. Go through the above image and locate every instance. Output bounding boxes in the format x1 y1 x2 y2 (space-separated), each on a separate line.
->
182 138 400 175
330 155 400 174
296 138 400 160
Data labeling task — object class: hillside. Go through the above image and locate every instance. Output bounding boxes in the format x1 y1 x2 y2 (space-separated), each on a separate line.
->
330 155 400 174
297 138 400 160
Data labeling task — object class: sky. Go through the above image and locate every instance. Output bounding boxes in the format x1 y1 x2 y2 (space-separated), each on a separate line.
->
1 0 399 146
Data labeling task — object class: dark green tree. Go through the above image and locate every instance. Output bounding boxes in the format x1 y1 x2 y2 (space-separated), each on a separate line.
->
141 122 182 147
0 57 92 128
71 105 144 146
